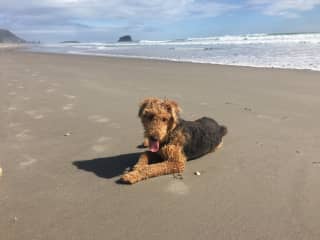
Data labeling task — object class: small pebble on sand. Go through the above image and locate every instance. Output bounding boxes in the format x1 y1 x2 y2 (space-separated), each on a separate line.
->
194 171 201 176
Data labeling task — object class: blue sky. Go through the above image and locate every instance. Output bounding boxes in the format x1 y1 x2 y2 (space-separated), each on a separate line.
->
1 0 320 42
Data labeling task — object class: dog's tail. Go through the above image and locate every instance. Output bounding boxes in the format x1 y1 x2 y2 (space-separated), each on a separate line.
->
219 125 228 137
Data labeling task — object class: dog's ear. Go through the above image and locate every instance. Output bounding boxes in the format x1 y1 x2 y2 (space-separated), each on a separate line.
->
138 97 158 118
164 100 181 123
138 99 149 118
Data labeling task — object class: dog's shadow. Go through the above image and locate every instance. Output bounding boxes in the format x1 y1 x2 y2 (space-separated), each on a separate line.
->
73 152 141 181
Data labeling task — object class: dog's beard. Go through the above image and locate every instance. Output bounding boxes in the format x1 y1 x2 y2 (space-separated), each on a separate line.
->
149 139 160 152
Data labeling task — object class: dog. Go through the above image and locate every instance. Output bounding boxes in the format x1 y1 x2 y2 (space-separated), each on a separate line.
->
120 97 227 184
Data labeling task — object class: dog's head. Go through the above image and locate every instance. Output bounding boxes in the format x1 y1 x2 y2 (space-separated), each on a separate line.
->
138 97 181 152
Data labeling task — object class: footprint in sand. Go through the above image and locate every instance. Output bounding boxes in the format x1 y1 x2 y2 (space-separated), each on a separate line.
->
188 113 198 119
46 88 56 93
25 110 44 120
17 86 25 89
243 107 253 112
64 94 76 100
226 103 253 113
97 136 112 143
91 145 108 153
200 102 209 106
8 106 17 111
138 87 149 92
33 114 44 119
62 103 74 111
8 92 17 96
165 180 189 195
51 83 60 87
256 114 288 123
25 110 36 115
20 155 38 168
22 97 30 101
16 129 32 141
91 136 112 153
31 73 39 77
88 115 109 123
108 122 121 128
8 122 21 128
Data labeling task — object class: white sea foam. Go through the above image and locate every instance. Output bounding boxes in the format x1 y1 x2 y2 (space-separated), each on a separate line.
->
30 33 320 71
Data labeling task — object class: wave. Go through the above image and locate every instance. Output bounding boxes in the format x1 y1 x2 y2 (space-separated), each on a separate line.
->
29 32 320 72
138 33 320 45
45 32 320 48
51 49 320 71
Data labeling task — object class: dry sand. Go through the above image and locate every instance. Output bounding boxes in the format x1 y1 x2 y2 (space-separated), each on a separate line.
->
1 49 320 240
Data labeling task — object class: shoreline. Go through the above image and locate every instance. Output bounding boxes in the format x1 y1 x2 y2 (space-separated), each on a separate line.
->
0 43 26 49
24 48 320 73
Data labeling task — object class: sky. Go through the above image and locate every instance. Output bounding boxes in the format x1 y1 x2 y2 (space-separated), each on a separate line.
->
1 0 320 42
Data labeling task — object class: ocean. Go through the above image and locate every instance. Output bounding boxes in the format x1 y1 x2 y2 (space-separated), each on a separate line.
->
30 33 320 71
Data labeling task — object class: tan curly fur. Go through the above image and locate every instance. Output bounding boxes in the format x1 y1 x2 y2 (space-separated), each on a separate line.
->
121 97 185 184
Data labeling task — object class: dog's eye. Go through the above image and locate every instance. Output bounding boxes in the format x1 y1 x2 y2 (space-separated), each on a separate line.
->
162 118 167 122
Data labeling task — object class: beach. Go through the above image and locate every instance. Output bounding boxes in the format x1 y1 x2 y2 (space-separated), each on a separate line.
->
1 49 320 239
0 44 24 49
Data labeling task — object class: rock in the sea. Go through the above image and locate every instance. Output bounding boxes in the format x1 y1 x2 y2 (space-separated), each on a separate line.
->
60 41 80 43
118 35 132 42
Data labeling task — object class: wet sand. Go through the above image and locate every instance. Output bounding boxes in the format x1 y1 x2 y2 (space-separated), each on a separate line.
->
1 50 320 239
0 43 24 49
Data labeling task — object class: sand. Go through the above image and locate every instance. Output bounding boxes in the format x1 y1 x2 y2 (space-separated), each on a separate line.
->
0 43 24 49
1 49 320 240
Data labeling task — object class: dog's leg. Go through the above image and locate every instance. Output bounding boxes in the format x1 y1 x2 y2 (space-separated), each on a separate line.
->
137 138 149 149
216 140 223 150
121 146 186 184
132 151 161 171
132 153 149 170
121 151 159 183
143 138 149 147
121 161 185 184
209 140 224 153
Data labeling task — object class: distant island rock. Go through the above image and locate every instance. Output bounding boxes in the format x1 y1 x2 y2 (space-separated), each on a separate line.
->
118 35 132 42
0 29 25 43
60 41 80 43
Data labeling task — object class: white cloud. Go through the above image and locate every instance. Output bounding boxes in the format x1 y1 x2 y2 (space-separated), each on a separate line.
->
187 1 240 17
0 0 240 41
0 0 239 20
247 0 320 17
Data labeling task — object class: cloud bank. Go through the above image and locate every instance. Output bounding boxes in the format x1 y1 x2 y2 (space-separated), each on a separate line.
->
247 0 320 18
1 0 320 41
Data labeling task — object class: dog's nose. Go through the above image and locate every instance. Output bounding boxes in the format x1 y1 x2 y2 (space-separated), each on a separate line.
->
149 136 159 142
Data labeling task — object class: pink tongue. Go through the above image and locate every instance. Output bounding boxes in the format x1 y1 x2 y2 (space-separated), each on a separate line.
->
149 140 160 152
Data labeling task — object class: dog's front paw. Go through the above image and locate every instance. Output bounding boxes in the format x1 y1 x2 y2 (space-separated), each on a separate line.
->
120 171 143 184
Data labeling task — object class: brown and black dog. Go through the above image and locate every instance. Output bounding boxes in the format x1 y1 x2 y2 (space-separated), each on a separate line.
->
121 97 227 184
